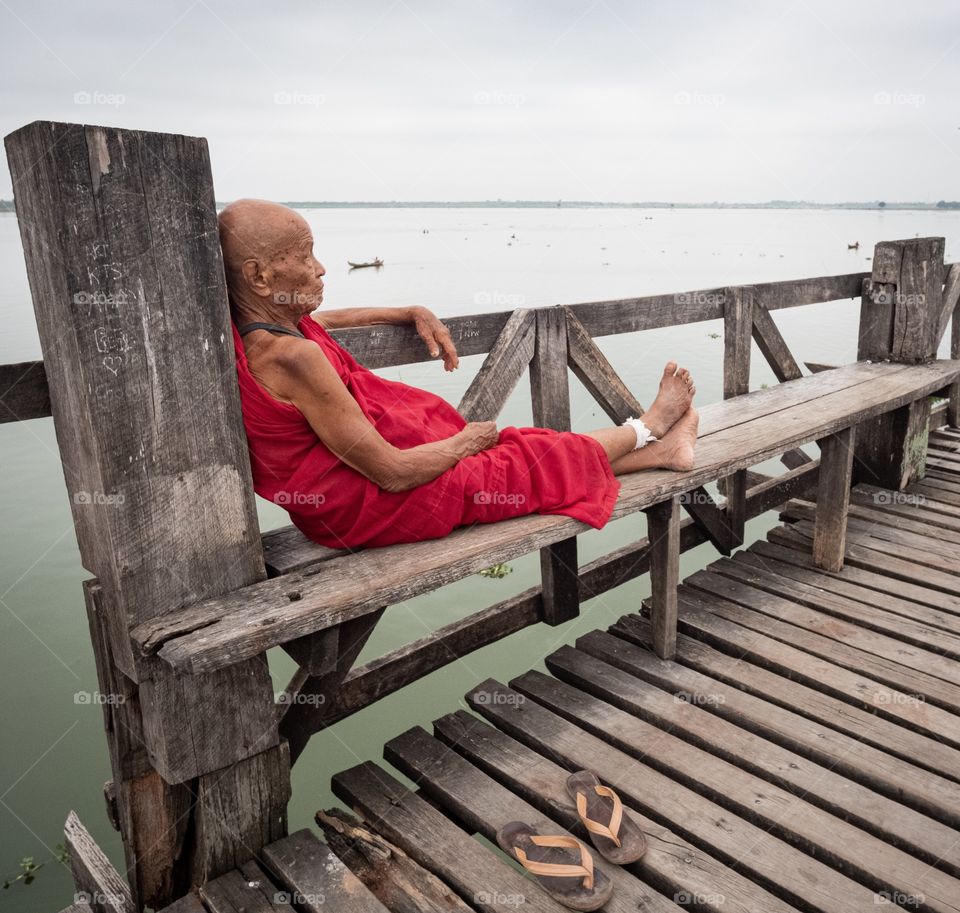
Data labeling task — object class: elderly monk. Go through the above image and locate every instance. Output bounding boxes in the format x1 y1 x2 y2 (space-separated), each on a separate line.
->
218 199 699 549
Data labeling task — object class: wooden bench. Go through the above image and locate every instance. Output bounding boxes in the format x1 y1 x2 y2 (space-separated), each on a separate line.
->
132 357 960 673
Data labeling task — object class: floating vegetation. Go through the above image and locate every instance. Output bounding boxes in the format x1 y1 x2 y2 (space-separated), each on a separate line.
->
479 562 513 579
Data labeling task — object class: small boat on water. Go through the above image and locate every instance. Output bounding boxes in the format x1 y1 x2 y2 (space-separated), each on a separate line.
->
847 241 860 250
348 258 384 269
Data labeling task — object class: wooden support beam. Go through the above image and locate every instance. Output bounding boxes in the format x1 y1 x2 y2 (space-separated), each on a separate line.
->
563 305 644 422
645 495 681 659
720 286 753 543
813 426 856 572
752 300 803 382
456 308 536 421
530 306 580 625
4 121 285 907
935 262 960 348
279 608 386 763
949 276 960 427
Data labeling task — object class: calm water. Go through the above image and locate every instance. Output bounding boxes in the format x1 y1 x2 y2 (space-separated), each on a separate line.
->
1 207 956 910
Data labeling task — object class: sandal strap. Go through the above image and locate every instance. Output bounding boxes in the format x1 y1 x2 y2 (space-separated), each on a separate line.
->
513 834 595 890
575 784 624 848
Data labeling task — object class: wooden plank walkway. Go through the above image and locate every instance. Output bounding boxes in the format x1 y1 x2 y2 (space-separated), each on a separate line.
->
160 427 960 913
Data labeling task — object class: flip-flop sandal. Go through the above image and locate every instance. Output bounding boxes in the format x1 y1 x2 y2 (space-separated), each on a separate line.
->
566 771 647 865
496 821 613 911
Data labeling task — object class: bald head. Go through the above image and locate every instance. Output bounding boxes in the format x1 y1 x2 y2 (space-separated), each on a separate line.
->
218 199 325 320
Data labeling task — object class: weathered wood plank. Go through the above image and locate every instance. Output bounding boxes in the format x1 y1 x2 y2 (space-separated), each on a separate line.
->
260 829 390 913
936 262 960 347
672 588 960 742
578 626 960 825
316 808 474 913
612 611 960 782
685 570 960 697
200 860 294 913
456 308 536 421
812 425 855 571
544 643 960 866
384 726 683 913
432 709 803 913
465 679 897 913
64 811 135 913
504 671 960 911
332 761 574 913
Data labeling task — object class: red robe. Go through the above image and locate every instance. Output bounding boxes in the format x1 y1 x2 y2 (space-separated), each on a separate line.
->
232 315 621 549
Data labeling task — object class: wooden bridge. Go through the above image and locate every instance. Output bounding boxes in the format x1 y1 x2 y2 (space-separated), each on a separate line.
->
3 121 959 913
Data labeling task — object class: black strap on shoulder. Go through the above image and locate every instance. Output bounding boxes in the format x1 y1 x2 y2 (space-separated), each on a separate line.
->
237 321 306 339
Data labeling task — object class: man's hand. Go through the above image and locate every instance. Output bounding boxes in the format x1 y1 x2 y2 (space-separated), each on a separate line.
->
410 306 459 372
454 421 499 455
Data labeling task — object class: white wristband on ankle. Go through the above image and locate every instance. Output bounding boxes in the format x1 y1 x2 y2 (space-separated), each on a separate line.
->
622 416 658 450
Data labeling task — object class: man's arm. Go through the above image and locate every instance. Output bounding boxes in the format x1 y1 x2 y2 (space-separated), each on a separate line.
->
272 339 495 492
312 305 459 371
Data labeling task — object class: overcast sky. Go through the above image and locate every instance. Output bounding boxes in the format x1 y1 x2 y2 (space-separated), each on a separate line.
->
1 0 957 202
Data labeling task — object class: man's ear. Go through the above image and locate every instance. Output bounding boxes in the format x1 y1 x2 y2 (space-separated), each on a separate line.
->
241 258 272 298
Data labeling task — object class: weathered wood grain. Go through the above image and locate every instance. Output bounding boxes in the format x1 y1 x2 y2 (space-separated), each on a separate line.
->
64 810 135 913
457 308 536 421
644 495 680 659
0 359 50 423
316 808 474 913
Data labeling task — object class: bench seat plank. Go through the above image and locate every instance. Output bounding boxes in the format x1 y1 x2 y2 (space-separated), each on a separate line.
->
134 359 960 674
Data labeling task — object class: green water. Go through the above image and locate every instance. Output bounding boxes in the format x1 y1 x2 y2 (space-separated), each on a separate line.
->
1 207 955 911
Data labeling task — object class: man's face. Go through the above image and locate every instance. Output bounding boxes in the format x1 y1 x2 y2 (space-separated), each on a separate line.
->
266 220 326 317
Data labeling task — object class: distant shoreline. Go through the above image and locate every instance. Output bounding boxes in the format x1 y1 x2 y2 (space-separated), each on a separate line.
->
1 199 958 212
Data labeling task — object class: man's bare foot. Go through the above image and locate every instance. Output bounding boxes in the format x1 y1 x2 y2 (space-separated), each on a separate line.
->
641 361 696 438
655 406 699 471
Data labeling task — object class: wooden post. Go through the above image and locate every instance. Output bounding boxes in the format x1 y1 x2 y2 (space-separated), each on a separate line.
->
854 238 944 489
530 307 580 625
812 426 856 572
720 286 753 542
645 496 680 659
949 292 960 427
5 121 287 907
